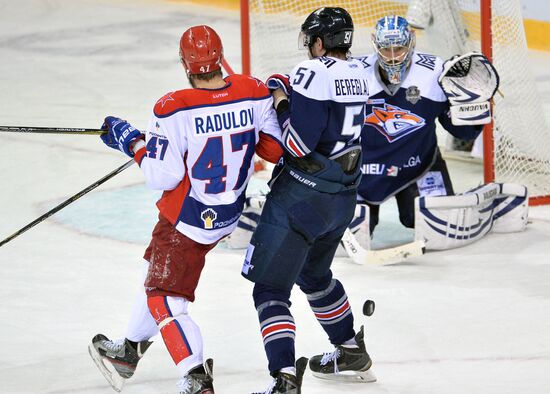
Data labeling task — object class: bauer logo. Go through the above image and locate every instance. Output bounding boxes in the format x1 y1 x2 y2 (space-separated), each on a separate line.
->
201 208 218 229
365 104 425 143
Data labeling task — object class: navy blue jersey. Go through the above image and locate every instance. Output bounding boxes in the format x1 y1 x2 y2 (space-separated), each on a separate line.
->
281 56 369 158
357 52 482 204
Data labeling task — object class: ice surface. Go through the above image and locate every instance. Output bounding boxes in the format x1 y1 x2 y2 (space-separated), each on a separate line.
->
1 1 549 393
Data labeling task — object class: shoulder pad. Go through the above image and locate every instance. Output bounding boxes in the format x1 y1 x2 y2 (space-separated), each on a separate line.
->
226 74 270 97
413 52 443 73
153 90 187 116
351 55 374 69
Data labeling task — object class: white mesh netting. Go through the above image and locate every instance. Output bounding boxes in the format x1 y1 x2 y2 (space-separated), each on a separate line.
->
248 0 550 202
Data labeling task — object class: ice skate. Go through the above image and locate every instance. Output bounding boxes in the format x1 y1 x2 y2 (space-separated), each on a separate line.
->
252 357 308 394
309 326 376 382
88 334 152 392
176 358 215 394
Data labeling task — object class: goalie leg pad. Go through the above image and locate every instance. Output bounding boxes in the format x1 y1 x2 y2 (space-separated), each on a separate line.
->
415 182 528 250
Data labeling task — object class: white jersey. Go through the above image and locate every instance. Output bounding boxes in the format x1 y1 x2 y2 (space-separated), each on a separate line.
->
133 74 283 244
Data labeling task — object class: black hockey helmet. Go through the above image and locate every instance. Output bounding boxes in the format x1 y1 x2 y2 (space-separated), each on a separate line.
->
300 7 354 50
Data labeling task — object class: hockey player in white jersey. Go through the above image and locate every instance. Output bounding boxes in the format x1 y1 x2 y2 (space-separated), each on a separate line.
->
350 15 499 240
88 25 283 394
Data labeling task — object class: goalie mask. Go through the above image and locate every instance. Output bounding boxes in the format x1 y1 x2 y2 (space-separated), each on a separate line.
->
299 7 354 55
372 15 415 85
179 25 223 75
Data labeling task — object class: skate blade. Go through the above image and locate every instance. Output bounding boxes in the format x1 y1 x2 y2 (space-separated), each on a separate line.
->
311 367 377 383
88 343 126 392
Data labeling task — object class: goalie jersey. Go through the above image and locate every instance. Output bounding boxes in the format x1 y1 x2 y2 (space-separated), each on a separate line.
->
133 74 283 244
356 52 482 204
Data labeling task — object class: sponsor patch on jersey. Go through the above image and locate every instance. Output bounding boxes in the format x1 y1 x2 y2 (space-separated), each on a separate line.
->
361 163 399 177
201 208 218 229
417 171 446 196
406 86 421 104
387 165 399 177
404 155 421 168
365 104 426 143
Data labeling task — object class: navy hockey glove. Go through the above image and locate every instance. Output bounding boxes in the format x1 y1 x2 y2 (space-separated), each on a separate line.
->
266 73 291 96
100 116 143 157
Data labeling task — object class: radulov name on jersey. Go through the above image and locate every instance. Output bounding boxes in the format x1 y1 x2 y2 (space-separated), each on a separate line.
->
334 78 368 97
195 108 254 134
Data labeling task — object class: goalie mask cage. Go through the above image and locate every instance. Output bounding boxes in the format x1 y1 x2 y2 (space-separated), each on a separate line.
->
240 0 550 206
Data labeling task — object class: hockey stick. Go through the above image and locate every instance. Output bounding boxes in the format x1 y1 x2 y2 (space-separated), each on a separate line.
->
340 228 425 265
0 159 134 248
0 126 105 135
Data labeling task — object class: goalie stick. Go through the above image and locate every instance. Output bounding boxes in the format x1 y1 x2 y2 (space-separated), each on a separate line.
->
340 228 425 265
0 126 106 135
0 159 134 248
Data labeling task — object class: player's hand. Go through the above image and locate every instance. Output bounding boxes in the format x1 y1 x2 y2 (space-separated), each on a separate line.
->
266 73 291 96
100 116 144 157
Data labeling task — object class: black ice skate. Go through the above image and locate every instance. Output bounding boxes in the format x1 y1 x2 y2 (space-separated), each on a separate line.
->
88 333 152 392
252 357 308 394
309 326 376 382
176 358 215 394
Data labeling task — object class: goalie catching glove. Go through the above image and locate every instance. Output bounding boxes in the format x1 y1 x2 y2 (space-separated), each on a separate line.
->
438 52 500 126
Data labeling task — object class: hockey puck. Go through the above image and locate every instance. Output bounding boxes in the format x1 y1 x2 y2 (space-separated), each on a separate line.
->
363 299 375 316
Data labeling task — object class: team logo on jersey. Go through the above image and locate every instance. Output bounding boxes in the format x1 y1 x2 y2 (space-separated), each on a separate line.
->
156 92 175 108
365 104 426 143
415 53 437 71
406 86 421 104
201 208 218 229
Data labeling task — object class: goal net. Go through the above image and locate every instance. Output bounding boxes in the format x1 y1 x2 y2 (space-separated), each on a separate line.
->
244 0 550 205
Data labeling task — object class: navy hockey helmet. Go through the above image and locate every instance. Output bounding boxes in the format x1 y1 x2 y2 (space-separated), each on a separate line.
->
299 7 354 51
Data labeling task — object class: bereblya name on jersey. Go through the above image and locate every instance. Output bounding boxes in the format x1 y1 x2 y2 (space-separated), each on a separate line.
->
334 78 369 96
194 108 254 134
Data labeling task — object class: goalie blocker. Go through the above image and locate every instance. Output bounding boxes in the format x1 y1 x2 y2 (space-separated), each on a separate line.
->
415 182 528 250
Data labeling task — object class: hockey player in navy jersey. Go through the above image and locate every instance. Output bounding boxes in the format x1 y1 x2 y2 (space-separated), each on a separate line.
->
351 15 499 236
241 8 376 393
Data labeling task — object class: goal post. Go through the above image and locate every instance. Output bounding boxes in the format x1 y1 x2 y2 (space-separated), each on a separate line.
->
240 0 550 206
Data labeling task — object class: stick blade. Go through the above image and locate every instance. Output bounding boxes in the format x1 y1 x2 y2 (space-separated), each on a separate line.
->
366 241 425 264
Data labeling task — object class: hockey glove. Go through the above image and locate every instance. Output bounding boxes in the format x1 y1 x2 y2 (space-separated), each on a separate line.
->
100 116 144 157
266 73 291 96
438 52 500 126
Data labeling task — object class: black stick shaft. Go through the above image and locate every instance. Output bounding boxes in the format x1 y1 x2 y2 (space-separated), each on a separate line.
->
0 126 105 135
0 159 134 248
